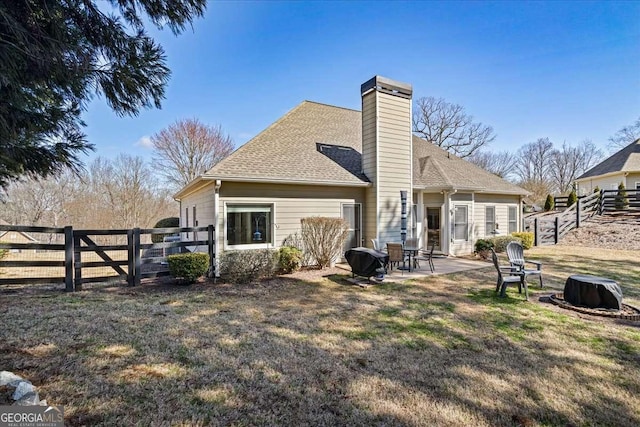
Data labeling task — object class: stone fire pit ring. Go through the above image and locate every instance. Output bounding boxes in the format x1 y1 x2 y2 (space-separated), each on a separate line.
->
548 293 640 321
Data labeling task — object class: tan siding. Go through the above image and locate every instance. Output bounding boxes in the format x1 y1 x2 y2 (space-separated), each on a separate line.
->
218 182 364 249
473 196 520 241
576 173 626 194
362 91 378 245
423 193 444 204
180 182 216 241
376 91 412 244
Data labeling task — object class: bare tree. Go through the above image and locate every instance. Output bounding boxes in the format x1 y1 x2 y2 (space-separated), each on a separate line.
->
608 116 640 150
412 97 496 158
468 150 517 179
549 140 603 194
151 118 234 189
514 138 555 203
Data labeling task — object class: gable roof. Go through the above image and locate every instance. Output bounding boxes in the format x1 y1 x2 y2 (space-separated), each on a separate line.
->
577 138 640 180
0 219 38 242
178 101 527 197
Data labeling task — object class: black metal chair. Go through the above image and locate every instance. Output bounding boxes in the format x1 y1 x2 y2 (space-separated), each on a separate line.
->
414 239 435 272
492 248 527 300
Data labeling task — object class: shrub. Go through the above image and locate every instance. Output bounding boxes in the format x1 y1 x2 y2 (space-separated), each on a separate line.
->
511 232 534 249
487 235 522 253
593 186 600 193
544 194 555 211
0 243 7 260
615 182 629 210
567 190 577 207
474 239 494 259
167 252 209 284
282 232 312 266
152 217 180 243
278 246 302 274
300 217 350 268
220 249 277 284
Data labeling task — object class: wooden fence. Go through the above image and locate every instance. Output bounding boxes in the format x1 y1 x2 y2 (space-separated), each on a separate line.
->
0 225 214 291
599 189 640 213
527 191 600 246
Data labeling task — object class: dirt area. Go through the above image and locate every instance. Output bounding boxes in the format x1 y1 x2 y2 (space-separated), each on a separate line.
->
560 213 640 250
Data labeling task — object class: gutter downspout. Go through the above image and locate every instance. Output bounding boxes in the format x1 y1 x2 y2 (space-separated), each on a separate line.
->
214 180 221 278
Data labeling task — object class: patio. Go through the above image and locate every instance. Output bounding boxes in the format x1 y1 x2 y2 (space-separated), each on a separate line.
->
339 255 490 284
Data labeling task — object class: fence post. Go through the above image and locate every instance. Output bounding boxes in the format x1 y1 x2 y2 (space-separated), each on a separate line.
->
64 226 74 292
599 189 604 215
133 228 141 286
127 229 134 286
554 216 559 244
534 218 539 246
576 198 581 228
207 225 215 279
73 233 82 291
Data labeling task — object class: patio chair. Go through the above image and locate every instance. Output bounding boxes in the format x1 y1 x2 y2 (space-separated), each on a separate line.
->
414 239 435 273
386 243 405 274
492 248 527 300
371 238 386 252
506 241 543 288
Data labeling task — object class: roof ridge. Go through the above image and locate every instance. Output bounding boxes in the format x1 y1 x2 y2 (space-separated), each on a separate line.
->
302 100 361 113
203 101 310 176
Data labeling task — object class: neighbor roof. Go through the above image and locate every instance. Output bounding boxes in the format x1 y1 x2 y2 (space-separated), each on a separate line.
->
577 138 640 180
182 101 526 196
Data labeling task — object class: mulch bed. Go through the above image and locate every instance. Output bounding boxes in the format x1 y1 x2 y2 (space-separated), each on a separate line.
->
548 293 640 321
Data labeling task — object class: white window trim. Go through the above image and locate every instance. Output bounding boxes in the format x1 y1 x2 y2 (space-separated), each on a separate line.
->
635 181 640 190
341 202 362 248
453 204 469 242
485 205 496 237
508 205 518 234
223 202 276 250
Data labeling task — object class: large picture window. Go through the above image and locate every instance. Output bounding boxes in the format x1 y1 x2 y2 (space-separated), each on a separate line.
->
508 206 517 233
485 206 495 236
226 205 273 246
453 205 468 241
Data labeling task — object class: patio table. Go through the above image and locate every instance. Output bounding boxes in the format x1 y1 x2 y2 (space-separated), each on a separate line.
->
402 246 420 272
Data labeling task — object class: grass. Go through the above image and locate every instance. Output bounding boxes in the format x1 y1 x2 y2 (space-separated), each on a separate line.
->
0 245 638 426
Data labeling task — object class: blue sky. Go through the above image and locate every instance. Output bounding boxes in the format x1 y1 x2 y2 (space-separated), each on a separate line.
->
83 1 640 161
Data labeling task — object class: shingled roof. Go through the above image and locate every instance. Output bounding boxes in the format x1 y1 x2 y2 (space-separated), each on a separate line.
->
195 100 526 195
577 138 640 180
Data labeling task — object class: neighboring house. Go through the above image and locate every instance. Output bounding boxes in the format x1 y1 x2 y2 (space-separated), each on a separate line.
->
0 219 38 253
174 76 528 260
575 138 640 195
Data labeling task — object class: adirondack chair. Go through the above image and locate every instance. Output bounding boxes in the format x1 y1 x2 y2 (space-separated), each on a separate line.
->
506 241 543 288
492 248 527 300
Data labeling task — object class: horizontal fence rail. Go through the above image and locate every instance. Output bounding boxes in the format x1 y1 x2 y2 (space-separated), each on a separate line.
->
0 225 215 291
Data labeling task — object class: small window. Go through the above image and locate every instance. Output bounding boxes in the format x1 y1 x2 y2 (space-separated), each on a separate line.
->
227 205 273 246
185 207 189 239
485 206 495 236
508 206 517 234
453 206 468 241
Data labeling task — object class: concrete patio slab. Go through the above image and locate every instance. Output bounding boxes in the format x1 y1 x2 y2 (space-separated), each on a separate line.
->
338 255 490 283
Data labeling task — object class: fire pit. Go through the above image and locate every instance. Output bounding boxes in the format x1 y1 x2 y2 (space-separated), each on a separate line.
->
547 274 640 321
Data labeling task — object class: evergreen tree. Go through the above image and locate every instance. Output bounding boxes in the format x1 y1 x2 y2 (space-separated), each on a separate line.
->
567 190 578 207
615 182 629 210
544 194 555 211
0 0 206 187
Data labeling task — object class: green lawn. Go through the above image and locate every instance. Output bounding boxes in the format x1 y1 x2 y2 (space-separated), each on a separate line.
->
0 245 638 426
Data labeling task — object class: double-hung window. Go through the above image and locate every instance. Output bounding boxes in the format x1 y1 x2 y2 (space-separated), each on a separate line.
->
508 206 518 233
226 204 273 247
453 206 468 241
485 206 495 236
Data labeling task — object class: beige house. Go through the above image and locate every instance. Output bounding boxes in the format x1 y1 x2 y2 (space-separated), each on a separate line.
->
575 138 640 194
174 76 528 263
0 219 38 253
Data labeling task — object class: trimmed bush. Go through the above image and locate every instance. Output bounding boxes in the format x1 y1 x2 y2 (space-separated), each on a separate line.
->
615 182 629 210
474 239 494 259
300 217 350 268
167 252 209 284
278 246 302 274
487 235 522 253
152 217 180 243
282 232 312 266
567 190 577 207
593 186 600 193
220 249 277 284
544 194 555 211
511 232 534 250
